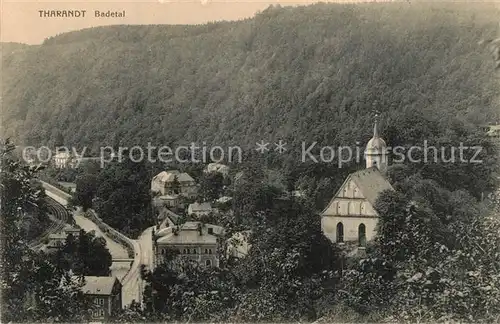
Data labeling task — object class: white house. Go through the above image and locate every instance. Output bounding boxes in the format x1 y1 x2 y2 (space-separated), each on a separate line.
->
53 151 72 169
154 221 224 268
226 230 251 258
187 202 215 218
151 170 197 198
204 163 230 176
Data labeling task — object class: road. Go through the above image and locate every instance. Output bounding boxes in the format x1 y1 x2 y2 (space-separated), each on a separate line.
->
120 226 154 307
42 181 154 308
73 210 130 282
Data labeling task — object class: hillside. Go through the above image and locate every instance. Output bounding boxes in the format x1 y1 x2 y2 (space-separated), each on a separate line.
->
1 2 499 152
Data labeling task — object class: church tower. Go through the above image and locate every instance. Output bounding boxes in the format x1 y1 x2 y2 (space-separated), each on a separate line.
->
364 115 388 174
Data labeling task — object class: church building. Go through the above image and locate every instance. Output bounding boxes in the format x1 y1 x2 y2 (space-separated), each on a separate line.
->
321 117 394 247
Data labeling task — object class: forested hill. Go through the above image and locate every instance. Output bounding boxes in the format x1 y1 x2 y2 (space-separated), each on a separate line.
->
2 3 499 151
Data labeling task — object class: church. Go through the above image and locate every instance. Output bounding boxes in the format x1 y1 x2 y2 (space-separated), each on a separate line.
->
321 117 394 247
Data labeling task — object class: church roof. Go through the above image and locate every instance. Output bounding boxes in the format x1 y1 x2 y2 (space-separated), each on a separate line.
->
349 167 394 206
321 167 394 216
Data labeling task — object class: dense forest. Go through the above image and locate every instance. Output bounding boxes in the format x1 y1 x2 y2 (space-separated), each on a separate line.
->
1 3 500 153
2 2 500 322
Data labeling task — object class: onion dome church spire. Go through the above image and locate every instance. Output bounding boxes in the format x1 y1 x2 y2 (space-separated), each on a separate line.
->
364 113 388 174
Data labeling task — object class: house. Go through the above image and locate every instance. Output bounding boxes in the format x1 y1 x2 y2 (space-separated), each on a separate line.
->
53 151 99 169
151 170 198 198
187 202 215 218
79 276 122 320
47 225 81 249
53 151 72 169
204 163 230 176
227 230 251 258
321 117 394 248
47 232 68 249
485 124 500 138
158 194 181 208
216 196 232 204
154 221 224 268
157 206 181 227
58 181 77 193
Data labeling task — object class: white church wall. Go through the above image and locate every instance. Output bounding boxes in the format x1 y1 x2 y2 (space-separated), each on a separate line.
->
321 215 378 243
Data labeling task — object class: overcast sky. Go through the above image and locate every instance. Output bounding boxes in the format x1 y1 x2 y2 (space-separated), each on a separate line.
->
1 0 497 45
1 0 318 44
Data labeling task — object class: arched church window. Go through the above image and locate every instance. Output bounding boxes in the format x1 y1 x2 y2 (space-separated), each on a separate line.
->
358 223 366 247
336 222 344 243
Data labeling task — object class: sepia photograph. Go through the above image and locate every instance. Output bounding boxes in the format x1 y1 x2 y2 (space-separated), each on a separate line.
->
1 0 500 322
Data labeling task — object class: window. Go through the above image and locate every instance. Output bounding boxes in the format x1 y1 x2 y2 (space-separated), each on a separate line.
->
208 249 212 255
93 309 105 318
204 248 208 254
192 248 197 254
208 228 213 235
336 222 344 243
161 249 165 255
99 298 104 305
206 259 212 266
358 223 366 247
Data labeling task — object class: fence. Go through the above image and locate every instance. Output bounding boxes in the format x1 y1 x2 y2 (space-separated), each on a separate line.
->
39 176 73 196
85 209 135 259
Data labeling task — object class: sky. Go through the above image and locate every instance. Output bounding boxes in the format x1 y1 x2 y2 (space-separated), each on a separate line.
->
1 0 396 44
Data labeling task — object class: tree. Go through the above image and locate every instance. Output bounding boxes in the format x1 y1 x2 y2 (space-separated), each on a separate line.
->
1 138 91 322
198 172 224 202
52 230 112 277
171 175 180 195
93 154 154 238
54 131 64 149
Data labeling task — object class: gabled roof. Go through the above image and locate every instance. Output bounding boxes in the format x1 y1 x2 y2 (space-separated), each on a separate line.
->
153 170 195 183
349 167 394 206
79 276 120 295
158 206 181 225
188 202 212 212
49 232 67 240
321 167 394 215
205 163 229 173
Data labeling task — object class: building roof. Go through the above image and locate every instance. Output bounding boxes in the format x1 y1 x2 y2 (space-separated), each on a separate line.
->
227 230 252 257
348 167 394 206
79 276 119 295
486 124 500 137
158 206 181 226
156 221 224 245
205 163 229 173
54 152 71 159
63 224 80 233
216 196 232 203
188 202 212 212
153 170 195 183
49 232 67 240
159 194 180 200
